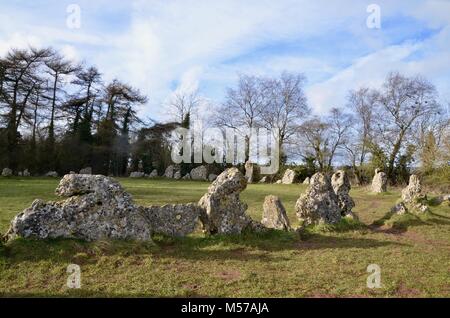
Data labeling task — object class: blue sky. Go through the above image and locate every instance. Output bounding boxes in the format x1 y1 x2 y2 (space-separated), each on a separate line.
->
1 0 449 120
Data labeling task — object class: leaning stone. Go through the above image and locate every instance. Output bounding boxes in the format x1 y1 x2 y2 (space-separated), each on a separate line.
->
198 168 259 234
295 172 341 225
331 170 355 217
190 166 208 180
2 168 12 177
261 195 291 231
282 169 296 184
371 169 387 193
140 204 201 237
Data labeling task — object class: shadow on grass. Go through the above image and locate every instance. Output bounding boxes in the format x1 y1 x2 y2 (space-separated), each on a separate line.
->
370 200 450 232
1 229 406 265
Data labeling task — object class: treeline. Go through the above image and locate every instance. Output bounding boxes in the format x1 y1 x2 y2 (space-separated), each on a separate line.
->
1 46 449 183
213 72 449 184
0 47 179 176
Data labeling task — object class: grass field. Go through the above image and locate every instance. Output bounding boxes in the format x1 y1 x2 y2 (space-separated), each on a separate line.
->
0 177 449 297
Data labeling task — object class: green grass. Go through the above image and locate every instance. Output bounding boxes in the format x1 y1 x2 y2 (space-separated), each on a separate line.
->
0 177 449 297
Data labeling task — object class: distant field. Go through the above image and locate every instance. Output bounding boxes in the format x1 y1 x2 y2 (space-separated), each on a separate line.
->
0 177 449 297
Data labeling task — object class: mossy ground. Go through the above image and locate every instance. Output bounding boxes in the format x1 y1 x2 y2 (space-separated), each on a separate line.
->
0 177 449 297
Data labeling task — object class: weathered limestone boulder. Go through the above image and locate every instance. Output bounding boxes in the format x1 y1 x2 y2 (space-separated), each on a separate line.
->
303 177 310 185
392 175 428 214
140 204 201 237
5 174 152 242
69 171 76 175
295 173 341 225
391 202 407 215
45 171 58 178
437 194 450 205
182 173 191 180
190 166 208 180
371 169 387 193
261 195 291 231
259 176 268 183
282 169 296 184
173 171 181 180
208 174 218 182
79 167 92 175
130 171 145 178
164 165 175 178
148 169 158 178
331 170 355 217
275 180 282 184
2 168 12 177
245 161 254 183
401 175 422 203
198 168 261 234
23 169 31 177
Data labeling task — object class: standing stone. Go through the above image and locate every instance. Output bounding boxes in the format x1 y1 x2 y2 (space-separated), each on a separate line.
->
174 171 181 180
282 169 296 184
79 167 92 175
198 168 260 234
164 165 175 178
303 177 310 185
148 169 158 178
401 175 422 203
138 160 144 172
391 202 407 215
2 168 12 177
23 169 31 177
295 173 341 225
18 171 23 177
45 171 59 178
190 166 208 181
245 161 254 183
4 175 152 242
259 176 268 183
331 170 355 217
130 172 145 178
393 174 429 214
140 204 201 237
261 195 291 231
208 174 218 182
275 180 282 184
371 169 387 193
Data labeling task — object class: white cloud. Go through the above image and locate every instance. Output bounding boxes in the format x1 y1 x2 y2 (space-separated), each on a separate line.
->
1 0 449 119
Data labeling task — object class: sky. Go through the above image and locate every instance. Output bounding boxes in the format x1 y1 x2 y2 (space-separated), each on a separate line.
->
1 0 449 120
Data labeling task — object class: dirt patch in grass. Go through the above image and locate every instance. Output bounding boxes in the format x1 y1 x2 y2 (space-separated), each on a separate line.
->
215 270 242 282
